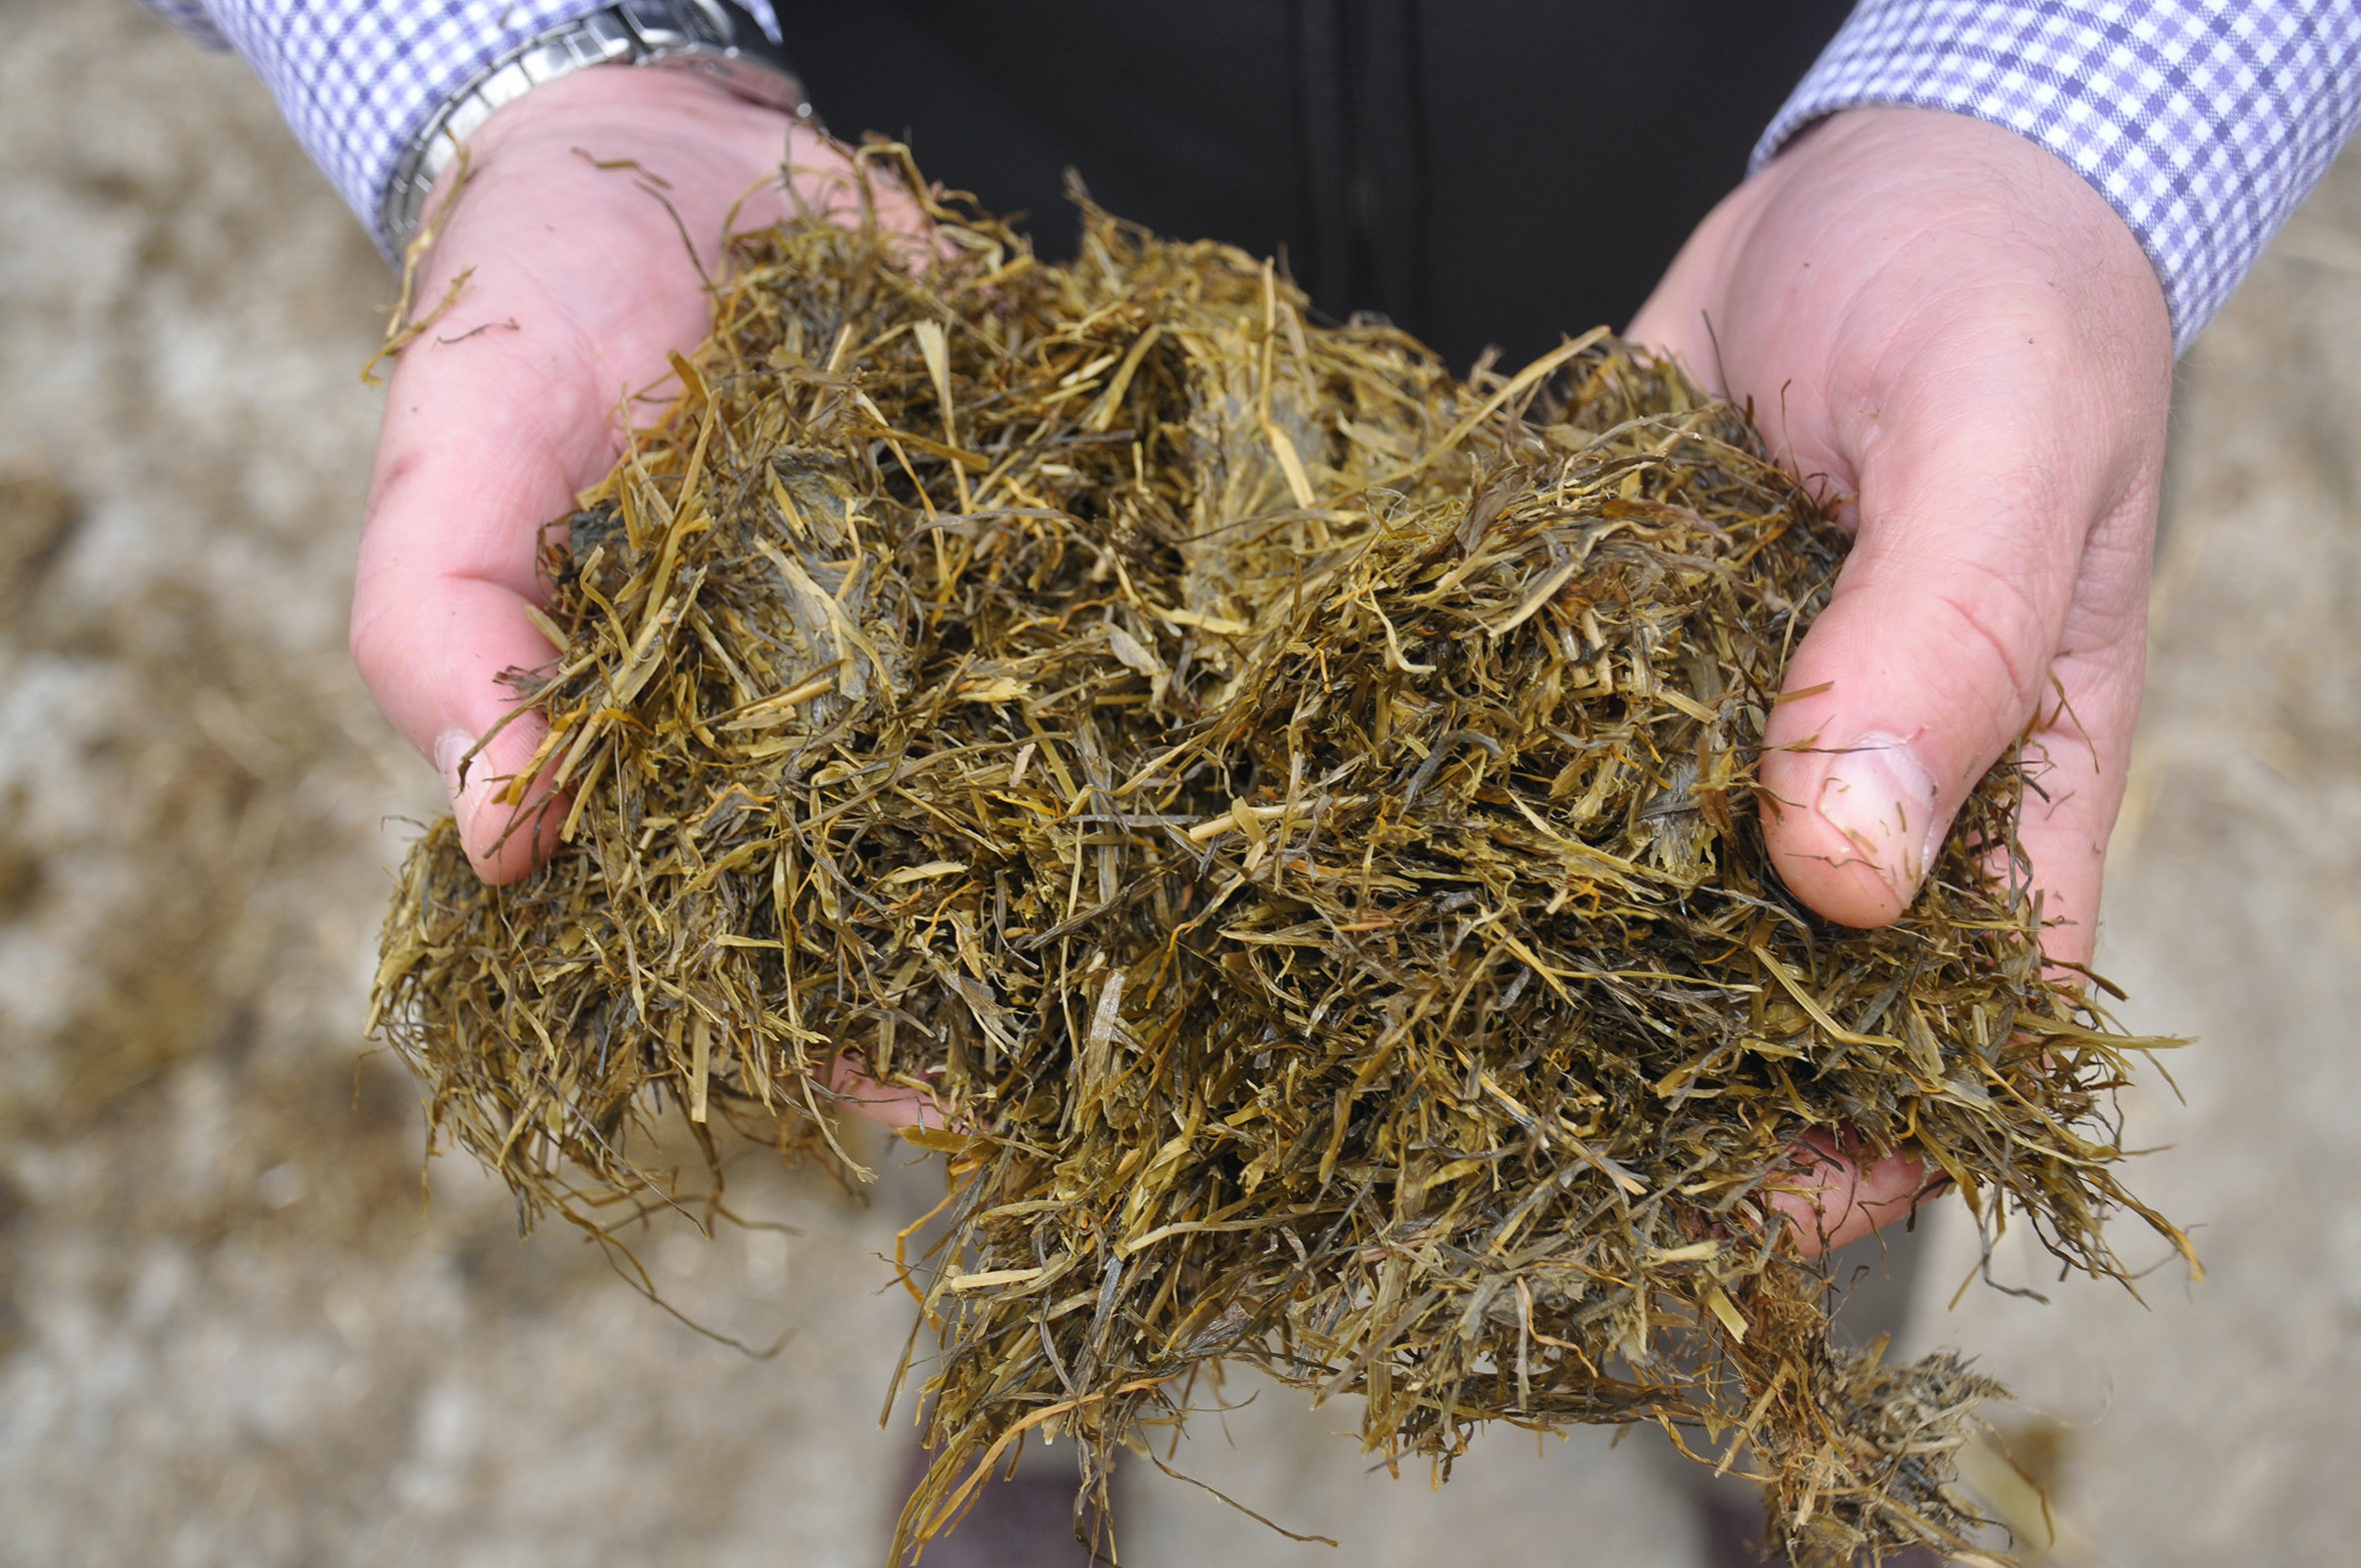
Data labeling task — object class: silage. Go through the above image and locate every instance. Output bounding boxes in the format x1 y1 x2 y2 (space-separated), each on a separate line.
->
371 151 2188 1566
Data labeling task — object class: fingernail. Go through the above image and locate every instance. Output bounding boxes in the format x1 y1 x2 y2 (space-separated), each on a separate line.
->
1813 733 1941 904
433 729 479 837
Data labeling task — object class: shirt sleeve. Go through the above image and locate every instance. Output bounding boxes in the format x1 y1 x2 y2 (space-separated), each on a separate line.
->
1755 1 2361 353
139 1 781 260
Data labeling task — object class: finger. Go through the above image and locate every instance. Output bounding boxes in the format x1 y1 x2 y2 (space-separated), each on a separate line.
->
1992 479 2155 968
1757 326 2161 932
354 304 623 881
1764 1130 1944 1257
827 1054 944 1130
355 276 615 883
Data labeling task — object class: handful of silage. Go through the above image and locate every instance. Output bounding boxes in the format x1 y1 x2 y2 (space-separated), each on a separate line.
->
372 166 2187 1566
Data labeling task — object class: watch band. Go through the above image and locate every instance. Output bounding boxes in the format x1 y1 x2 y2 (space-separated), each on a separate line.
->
380 0 812 254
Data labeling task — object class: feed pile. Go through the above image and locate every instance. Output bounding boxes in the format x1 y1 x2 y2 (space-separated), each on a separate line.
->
372 156 2185 1566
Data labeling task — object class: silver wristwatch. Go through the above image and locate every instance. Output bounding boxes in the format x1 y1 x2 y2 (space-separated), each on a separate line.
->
380 0 812 253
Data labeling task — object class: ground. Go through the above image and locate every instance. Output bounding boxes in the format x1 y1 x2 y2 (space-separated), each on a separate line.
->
0 5 2354 1565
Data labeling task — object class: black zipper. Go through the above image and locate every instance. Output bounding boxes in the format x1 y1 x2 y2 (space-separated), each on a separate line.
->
1293 0 1428 333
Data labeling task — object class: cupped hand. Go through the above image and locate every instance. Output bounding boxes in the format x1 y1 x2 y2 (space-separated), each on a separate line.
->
352 67 931 1127
354 66 880 882
1628 107 2174 1251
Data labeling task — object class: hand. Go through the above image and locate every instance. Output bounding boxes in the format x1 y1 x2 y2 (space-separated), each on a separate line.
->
353 67 915 882
1629 107 2173 1250
355 67 808 880
351 68 932 1127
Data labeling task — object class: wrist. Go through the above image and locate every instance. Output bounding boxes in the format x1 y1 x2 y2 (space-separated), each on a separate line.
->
452 62 811 181
1723 107 2169 396
382 0 809 255
407 65 841 288
1777 107 2166 336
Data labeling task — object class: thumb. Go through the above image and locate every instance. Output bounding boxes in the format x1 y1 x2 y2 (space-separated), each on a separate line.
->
1760 343 2152 937
353 286 620 883
417 594 568 885
353 412 580 883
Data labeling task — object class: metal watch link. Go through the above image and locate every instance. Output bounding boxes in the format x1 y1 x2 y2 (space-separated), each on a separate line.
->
380 0 812 253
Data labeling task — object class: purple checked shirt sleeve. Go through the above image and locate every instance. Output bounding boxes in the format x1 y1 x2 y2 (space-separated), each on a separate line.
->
139 1 779 258
147 0 2361 345
1759 1 2361 353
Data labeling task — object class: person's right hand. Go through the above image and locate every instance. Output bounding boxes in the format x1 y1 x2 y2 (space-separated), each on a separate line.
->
353 65 867 884
352 67 933 1129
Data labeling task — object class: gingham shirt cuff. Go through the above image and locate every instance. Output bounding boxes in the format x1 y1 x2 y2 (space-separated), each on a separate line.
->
1756 1 2361 354
143 1 780 260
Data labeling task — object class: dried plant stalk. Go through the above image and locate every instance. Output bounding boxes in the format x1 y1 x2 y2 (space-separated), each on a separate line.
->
372 153 2186 1567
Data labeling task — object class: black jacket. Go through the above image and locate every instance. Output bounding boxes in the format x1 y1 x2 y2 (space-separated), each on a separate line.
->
781 1 1852 368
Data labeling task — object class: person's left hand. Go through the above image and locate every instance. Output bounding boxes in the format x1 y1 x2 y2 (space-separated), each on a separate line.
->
1626 106 2175 1252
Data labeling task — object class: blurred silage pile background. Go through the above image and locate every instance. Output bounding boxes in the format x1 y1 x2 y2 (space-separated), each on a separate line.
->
3 4 2359 1564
